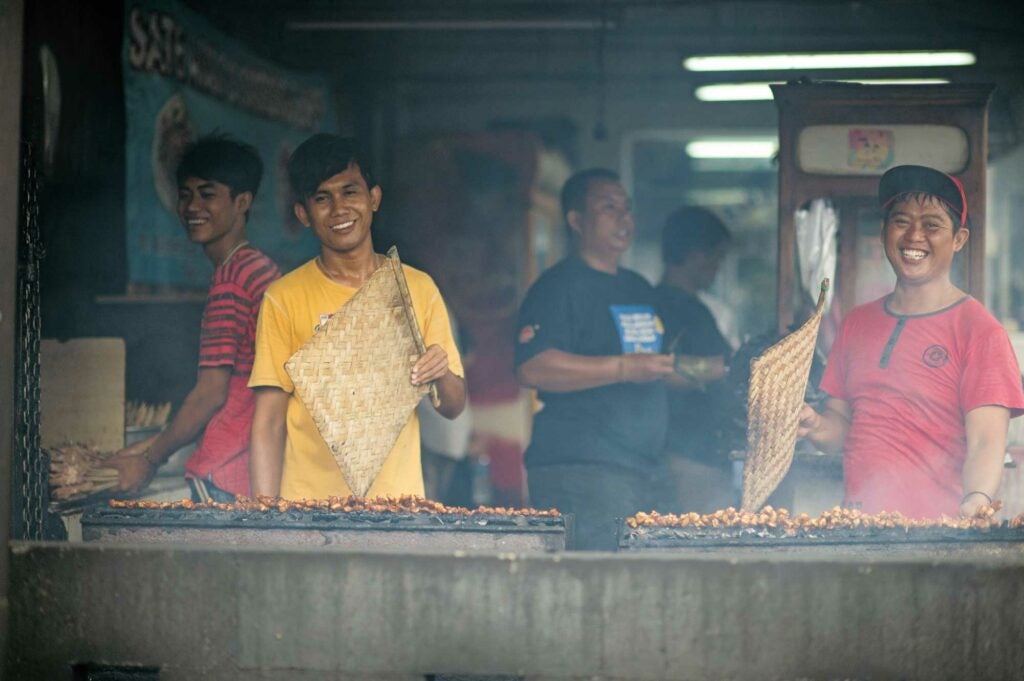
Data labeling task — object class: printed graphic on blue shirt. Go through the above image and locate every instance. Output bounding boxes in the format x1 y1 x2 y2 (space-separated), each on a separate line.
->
610 305 664 353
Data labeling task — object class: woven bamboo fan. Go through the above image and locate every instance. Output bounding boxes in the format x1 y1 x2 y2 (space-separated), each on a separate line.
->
741 279 830 511
285 248 429 496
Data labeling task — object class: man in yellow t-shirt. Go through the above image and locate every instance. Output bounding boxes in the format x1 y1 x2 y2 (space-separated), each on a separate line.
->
249 134 465 499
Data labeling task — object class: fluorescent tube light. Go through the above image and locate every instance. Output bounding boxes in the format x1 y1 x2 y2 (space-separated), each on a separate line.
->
288 19 609 31
695 78 951 101
692 157 774 173
696 83 776 101
685 138 778 159
683 51 975 72
686 189 752 206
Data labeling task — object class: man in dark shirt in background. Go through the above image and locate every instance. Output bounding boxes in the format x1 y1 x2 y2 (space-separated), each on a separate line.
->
111 134 280 502
655 206 735 512
515 168 676 550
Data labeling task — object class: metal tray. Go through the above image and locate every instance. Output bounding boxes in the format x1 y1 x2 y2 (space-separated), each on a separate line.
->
83 505 565 531
81 505 571 551
619 522 1024 550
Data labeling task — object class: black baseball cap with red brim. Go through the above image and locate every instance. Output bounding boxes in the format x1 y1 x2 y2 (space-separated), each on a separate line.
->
878 164 968 228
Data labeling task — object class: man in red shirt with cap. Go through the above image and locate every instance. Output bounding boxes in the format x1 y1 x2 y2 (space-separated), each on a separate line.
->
798 164 1024 518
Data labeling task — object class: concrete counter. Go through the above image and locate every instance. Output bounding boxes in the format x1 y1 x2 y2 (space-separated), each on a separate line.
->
8 541 1024 680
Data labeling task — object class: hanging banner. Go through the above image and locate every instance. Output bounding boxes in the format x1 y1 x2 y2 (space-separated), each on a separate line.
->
123 0 333 289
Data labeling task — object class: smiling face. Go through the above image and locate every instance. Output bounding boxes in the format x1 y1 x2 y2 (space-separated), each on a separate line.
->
569 179 635 266
294 163 381 257
177 176 250 247
882 194 968 288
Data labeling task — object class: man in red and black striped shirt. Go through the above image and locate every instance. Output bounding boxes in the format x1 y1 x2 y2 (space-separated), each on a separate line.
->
112 135 280 501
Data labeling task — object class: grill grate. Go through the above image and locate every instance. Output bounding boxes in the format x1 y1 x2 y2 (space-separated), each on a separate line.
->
620 523 1024 549
83 505 566 533
80 505 572 550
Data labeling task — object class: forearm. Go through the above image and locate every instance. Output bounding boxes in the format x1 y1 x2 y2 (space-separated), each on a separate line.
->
962 409 1009 502
516 350 621 392
665 354 726 390
250 389 287 496
961 449 1004 504
144 386 226 464
251 421 288 497
249 426 285 497
433 371 466 419
962 436 1003 499
806 405 850 454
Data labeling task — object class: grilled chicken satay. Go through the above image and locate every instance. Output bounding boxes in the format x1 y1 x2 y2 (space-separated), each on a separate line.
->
109 494 560 517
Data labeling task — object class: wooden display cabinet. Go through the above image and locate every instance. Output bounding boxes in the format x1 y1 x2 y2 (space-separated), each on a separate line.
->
772 82 994 333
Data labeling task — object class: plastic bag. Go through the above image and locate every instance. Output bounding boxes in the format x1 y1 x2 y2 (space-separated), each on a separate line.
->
795 198 837 312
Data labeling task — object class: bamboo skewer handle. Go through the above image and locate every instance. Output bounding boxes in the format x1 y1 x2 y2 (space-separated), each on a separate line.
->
386 246 441 408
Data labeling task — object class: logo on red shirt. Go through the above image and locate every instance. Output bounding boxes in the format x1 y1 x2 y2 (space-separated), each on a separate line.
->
922 344 949 368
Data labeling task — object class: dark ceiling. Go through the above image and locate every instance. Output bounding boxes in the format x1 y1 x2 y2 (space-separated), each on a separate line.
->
187 1 1023 73
182 0 1024 153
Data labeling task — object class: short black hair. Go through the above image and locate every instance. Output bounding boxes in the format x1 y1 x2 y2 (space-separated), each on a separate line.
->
560 168 620 226
288 134 377 202
176 133 263 198
661 206 731 265
879 164 967 227
882 191 968 231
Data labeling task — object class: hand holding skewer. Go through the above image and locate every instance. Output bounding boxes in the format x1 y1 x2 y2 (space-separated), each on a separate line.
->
109 435 160 494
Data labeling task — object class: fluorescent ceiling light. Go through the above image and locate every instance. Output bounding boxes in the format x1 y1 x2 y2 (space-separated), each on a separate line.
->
686 138 778 159
683 51 976 72
692 157 774 172
288 19 609 31
696 83 776 101
686 189 752 206
695 78 951 101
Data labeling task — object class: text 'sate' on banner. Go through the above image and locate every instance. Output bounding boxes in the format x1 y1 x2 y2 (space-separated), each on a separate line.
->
123 0 334 289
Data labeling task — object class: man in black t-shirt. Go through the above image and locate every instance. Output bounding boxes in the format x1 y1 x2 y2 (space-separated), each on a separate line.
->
514 169 676 550
654 206 735 512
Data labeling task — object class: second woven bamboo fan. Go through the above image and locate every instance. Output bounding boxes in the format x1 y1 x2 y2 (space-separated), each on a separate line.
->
285 250 428 496
742 279 829 511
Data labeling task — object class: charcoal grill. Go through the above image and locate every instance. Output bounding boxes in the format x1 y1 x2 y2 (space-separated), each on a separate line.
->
619 522 1024 553
82 505 570 551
